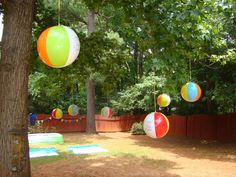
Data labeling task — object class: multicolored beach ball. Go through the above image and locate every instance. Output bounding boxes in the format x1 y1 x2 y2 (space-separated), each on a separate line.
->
101 107 113 118
51 108 63 119
68 104 79 116
181 82 201 102
157 94 171 107
37 25 80 68
143 112 169 139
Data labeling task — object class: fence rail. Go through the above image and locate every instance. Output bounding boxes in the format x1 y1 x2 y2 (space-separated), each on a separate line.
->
35 113 236 142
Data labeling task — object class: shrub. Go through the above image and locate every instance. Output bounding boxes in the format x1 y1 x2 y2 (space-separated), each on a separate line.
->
28 122 57 133
131 122 146 135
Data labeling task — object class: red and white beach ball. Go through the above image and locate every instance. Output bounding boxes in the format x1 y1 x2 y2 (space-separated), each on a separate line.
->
143 112 169 139
101 107 113 118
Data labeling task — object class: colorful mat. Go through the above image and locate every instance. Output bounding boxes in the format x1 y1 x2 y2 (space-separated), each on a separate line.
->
68 144 108 154
28 133 64 145
30 148 58 158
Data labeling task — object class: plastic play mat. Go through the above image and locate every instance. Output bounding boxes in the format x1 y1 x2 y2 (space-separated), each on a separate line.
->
68 144 108 154
28 133 64 145
30 148 58 158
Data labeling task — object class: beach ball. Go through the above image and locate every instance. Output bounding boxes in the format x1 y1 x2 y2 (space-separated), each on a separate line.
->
68 104 79 116
37 25 80 68
101 107 113 118
28 113 37 125
181 82 201 102
157 94 171 107
51 108 63 119
143 112 169 139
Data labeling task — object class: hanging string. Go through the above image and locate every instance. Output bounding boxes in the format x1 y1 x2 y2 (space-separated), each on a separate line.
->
106 94 109 106
72 87 75 104
57 0 61 25
189 58 192 81
72 83 79 104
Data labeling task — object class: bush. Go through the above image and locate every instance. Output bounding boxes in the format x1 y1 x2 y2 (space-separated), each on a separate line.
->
131 122 146 135
28 122 57 133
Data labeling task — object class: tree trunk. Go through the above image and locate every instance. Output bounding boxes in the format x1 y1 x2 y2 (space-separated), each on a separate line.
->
86 10 96 133
139 51 144 79
86 79 96 133
133 42 138 83
0 1 35 177
87 10 95 34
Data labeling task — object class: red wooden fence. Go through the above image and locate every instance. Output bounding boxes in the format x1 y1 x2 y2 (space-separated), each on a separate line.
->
35 113 236 142
37 114 86 132
95 115 136 132
186 114 217 140
167 115 187 138
217 113 236 141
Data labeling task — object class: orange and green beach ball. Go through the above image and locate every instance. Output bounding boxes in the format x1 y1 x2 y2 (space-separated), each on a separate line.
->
51 108 63 119
157 93 171 107
181 82 201 102
68 104 79 116
37 25 80 68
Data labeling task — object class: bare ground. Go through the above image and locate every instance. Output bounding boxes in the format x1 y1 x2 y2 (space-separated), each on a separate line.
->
31 132 236 177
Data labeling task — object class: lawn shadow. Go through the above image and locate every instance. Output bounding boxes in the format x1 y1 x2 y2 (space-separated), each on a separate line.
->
62 132 113 145
31 154 64 166
130 134 236 162
31 151 91 166
32 152 180 177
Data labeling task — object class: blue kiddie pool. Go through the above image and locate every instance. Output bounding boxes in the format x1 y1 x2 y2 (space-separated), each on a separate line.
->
28 133 64 145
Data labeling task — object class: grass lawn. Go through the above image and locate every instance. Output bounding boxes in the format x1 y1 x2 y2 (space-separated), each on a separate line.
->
31 132 236 177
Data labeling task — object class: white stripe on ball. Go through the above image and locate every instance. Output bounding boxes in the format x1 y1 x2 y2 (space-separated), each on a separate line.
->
63 26 80 67
143 112 157 138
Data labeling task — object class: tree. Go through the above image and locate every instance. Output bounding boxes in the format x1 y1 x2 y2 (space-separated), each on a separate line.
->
29 1 130 132
28 0 235 118
106 0 236 115
111 74 167 114
86 9 96 133
0 0 35 177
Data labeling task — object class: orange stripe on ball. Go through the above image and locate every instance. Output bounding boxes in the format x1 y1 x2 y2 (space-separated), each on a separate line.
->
37 27 53 67
196 84 202 101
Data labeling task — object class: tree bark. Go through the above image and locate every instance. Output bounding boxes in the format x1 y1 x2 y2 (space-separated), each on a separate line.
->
133 42 138 83
86 10 96 133
87 10 95 34
139 51 144 79
86 78 96 133
0 0 35 177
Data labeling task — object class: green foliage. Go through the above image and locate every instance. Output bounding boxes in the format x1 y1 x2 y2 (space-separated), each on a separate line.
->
203 62 236 114
28 0 236 115
29 0 131 114
73 31 130 86
111 74 166 114
212 82 236 113
28 71 87 114
210 49 236 64
131 122 146 135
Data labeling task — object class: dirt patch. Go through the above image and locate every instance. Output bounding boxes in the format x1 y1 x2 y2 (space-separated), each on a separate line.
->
31 132 236 177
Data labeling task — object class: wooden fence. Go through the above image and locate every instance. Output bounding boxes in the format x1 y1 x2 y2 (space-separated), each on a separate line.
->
35 113 236 142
